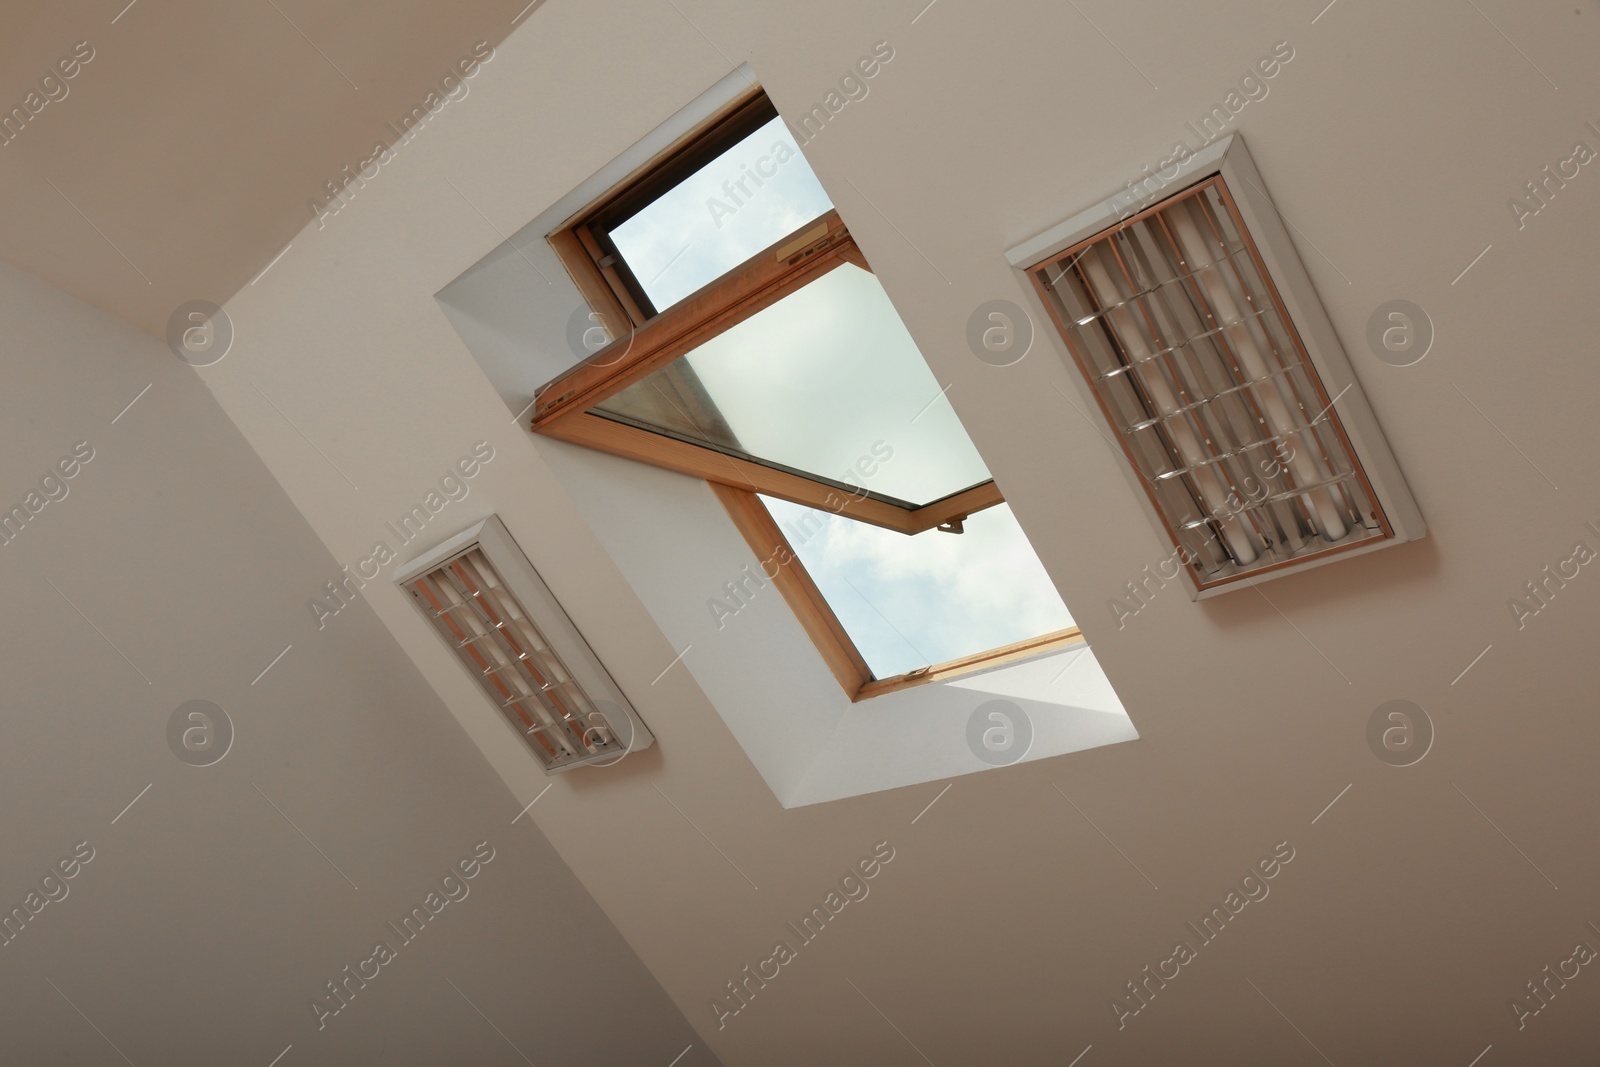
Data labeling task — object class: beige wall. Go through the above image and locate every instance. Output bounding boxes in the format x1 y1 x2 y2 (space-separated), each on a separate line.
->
0 258 714 1065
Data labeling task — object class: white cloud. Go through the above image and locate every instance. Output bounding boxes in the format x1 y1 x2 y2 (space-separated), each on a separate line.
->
768 499 1074 678
609 117 833 310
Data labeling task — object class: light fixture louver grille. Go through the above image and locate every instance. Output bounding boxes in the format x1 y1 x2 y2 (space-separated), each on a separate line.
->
395 516 652 772
1009 136 1424 596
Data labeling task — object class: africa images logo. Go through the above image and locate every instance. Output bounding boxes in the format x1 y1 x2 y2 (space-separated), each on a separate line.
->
710 841 895 1029
310 841 496 1030
1110 841 1296 1029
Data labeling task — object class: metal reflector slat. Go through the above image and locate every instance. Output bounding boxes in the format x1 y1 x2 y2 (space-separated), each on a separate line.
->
1091 308 1274 383
1124 362 1304 431
1053 243 1254 328
412 550 617 770
442 553 594 761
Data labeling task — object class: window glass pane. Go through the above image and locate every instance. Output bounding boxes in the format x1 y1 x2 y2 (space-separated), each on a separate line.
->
594 263 992 507
761 497 1076 679
608 116 833 312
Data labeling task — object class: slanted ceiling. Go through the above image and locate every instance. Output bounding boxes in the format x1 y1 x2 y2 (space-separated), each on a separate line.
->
7 0 1600 1064
0 0 532 335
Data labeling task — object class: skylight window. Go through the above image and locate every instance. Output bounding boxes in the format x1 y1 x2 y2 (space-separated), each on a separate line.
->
538 86 1084 698
761 497 1076 679
595 262 992 507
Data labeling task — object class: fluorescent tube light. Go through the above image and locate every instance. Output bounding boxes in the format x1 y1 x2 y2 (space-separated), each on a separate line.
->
1008 135 1424 597
394 515 653 772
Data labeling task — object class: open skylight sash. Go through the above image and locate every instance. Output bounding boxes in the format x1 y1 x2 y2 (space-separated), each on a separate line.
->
590 262 994 509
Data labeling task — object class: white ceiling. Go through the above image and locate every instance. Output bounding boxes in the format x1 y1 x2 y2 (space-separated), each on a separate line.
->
7 0 1600 1063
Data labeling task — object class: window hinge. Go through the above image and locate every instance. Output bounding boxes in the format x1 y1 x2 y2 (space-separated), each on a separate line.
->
775 221 834 263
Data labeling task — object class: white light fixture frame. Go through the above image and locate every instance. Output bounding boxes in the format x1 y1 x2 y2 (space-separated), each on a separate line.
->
394 514 653 773
1007 134 1425 599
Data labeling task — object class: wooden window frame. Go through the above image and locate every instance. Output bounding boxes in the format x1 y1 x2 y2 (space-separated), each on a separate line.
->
540 203 1002 534
535 86 1082 698
710 483 1084 701
536 86 1001 535
561 91 783 325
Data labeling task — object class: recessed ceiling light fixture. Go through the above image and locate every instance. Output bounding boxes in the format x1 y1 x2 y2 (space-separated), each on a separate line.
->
1008 134 1424 598
393 515 653 773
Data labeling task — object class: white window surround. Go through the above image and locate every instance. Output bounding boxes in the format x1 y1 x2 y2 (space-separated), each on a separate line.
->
435 65 765 424
434 67 1138 806
538 443 1137 808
